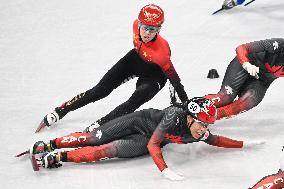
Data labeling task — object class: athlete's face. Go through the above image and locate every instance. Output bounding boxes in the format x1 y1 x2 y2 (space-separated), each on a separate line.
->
139 23 160 43
187 115 208 139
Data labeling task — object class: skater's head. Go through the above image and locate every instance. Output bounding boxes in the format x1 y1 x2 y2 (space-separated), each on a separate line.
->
138 4 164 27
138 4 164 43
185 97 217 139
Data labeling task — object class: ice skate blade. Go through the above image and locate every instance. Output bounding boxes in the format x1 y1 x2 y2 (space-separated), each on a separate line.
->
15 149 30 157
30 154 40 171
35 120 47 133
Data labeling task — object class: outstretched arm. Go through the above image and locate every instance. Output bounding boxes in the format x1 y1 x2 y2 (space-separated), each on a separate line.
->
204 133 265 148
204 134 243 148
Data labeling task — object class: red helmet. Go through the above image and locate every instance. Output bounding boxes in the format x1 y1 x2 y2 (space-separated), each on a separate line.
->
187 97 217 124
138 4 164 26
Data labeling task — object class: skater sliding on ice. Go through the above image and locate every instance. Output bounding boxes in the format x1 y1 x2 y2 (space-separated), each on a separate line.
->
205 38 284 120
20 97 264 180
36 4 188 133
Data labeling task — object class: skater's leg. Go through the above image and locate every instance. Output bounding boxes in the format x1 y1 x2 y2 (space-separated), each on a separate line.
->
51 111 146 149
205 57 249 107
37 50 139 131
59 49 139 115
96 76 167 125
216 79 269 120
61 134 149 163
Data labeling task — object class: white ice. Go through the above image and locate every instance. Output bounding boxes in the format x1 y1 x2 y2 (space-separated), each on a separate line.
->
1 0 284 188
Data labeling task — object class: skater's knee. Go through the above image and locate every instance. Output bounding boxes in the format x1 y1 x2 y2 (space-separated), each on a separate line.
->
135 83 159 101
239 89 262 110
88 85 114 101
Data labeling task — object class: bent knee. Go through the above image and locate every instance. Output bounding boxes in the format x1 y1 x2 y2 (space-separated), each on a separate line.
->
239 89 263 109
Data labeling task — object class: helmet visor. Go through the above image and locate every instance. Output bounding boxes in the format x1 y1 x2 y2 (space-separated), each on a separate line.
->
139 22 161 33
192 117 209 128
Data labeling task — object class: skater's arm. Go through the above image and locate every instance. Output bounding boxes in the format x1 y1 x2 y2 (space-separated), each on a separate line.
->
236 38 284 64
162 58 188 103
147 107 181 172
147 127 168 172
204 133 243 148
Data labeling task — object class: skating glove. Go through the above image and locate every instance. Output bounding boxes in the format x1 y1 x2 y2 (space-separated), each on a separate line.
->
222 0 238 9
242 62 259 79
162 168 185 181
243 140 265 148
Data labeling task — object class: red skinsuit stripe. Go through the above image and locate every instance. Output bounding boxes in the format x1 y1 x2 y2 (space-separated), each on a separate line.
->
236 44 250 64
147 128 168 172
54 132 92 148
66 144 115 163
210 135 243 148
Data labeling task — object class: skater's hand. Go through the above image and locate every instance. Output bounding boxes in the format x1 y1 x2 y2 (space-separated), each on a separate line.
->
162 168 185 181
242 62 259 79
243 140 265 148
222 0 238 9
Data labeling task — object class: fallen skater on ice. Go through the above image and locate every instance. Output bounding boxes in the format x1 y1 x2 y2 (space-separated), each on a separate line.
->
18 97 264 181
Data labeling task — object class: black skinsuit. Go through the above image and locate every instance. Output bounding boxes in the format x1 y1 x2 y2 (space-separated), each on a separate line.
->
205 38 284 119
57 48 188 125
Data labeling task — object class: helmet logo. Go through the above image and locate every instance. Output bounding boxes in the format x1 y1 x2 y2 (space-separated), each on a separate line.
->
225 85 233 95
211 97 220 104
143 10 161 24
200 100 211 114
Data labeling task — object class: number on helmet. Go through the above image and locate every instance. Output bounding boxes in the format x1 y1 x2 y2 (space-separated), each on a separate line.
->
188 101 200 113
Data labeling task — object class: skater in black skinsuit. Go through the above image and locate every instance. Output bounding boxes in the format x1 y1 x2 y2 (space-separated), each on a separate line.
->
205 38 284 120
36 4 188 132
28 97 264 180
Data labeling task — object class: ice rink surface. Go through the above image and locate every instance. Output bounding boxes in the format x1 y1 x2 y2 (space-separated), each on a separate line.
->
1 0 284 188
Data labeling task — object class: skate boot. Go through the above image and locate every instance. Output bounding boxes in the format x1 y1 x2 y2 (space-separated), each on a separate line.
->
41 152 62 169
15 141 55 157
35 106 68 133
30 141 54 155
